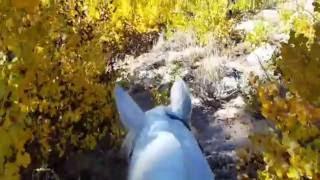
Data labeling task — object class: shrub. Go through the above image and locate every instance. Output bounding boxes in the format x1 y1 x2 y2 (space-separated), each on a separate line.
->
0 1 123 179
168 0 233 44
278 24 320 105
108 0 235 44
245 20 272 47
246 23 320 180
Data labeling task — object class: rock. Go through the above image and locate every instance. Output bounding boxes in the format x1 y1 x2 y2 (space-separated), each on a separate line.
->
255 10 280 24
246 44 276 76
270 33 290 43
235 20 258 33
246 44 276 66
221 77 238 92
228 96 246 108
191 96 202 106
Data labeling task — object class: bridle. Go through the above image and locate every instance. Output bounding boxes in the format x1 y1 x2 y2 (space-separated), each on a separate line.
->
167 112 205 153
128 112 205 159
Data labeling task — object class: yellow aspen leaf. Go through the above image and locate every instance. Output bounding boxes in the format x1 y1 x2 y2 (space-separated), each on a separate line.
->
0 128 13 160
3 162 20 180
34 46 44 54
86 0 100 20
287 167 300 179
16 152 31 168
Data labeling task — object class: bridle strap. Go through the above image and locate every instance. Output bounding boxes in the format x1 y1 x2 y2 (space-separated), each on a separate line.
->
166 113 192 131
166 113 205 153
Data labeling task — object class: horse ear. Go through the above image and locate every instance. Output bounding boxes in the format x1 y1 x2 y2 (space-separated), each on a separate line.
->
169 79 192 122
114 85 145 132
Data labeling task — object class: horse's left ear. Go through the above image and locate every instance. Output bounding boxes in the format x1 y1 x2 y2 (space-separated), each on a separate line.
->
169 79 192 122
114 85 146 133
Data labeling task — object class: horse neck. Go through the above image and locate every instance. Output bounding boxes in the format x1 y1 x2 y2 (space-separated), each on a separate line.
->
128 122 188 180
128 119 214 180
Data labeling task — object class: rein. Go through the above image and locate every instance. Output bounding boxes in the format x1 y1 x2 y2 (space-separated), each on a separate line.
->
128 113 205 159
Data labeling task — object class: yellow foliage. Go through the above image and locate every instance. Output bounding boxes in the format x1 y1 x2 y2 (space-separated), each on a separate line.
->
248 23 320 179
11 0 40 12
242 5 320 178
245 20 272 47
0 0 123 178
279 24 320 105
251 82 320 179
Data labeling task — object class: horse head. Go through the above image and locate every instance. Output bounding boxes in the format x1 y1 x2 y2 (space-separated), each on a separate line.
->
114 79 214 180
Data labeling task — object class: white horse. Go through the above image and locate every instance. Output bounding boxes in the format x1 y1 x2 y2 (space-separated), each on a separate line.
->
114 79 215 180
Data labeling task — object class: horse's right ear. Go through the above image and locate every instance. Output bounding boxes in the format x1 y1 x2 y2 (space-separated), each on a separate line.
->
114 85 145 132
169 79 192 122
